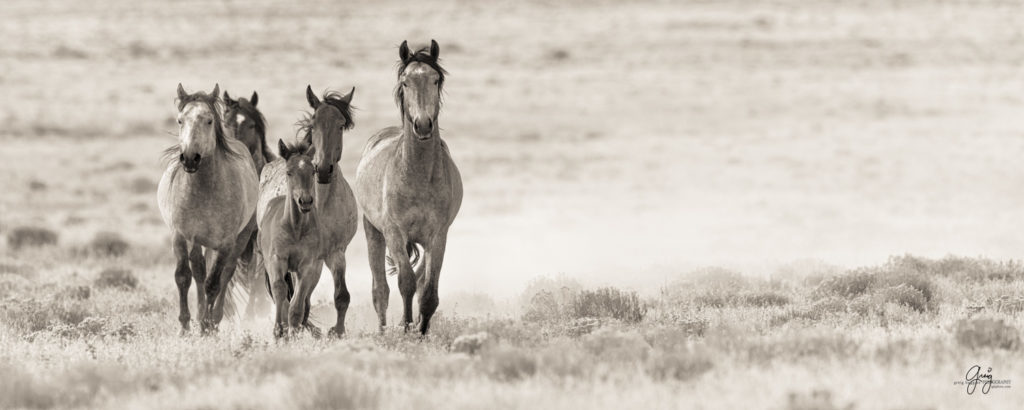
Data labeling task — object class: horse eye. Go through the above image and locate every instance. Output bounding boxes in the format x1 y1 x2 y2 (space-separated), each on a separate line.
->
206 119 213 125
287 171 293 176
176 119 182 125
434 80 439 85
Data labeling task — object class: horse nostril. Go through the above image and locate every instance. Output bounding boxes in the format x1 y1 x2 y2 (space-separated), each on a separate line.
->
193 153 201 162
427 118 433 129
327 164 334 174
179 153 185 162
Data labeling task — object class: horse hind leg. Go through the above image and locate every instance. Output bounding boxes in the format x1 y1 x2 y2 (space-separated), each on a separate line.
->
172 235 192 335
326 250 350 337
363 217 389 332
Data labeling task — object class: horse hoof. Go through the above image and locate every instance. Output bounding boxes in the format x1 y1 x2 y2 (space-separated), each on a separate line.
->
327 327 345 338
304 324 323 339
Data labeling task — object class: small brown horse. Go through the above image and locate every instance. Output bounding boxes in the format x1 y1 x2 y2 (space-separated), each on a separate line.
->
355 40 463 334
223 90 275 319
257 86 358 336
158 83 259 334
257 140 321 338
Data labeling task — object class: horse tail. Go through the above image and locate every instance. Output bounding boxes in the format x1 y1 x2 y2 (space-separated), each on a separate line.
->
223 231 259 321
385 242 423 276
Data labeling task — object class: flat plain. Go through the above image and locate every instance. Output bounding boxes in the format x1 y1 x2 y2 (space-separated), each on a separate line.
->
1 0 1023 409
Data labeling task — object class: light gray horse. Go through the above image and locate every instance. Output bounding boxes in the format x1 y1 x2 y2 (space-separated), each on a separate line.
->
256 86 359 336
354 40 463 334
158 84 259 334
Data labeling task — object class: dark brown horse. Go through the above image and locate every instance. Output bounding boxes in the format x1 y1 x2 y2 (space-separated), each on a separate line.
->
257 139 321 338
257 86 359 336
223 90 275 319
354 40 463 334
158 84 259 334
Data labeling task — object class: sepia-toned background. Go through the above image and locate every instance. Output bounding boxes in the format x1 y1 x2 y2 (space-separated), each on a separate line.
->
1 1 1022 409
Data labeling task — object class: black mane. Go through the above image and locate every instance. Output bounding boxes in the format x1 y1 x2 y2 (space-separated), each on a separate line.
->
297 90 355 139
226 96 274 162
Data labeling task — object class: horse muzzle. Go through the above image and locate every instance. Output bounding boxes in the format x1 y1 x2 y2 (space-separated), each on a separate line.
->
298 196 314 213
315 164 333 184
180 153 202 173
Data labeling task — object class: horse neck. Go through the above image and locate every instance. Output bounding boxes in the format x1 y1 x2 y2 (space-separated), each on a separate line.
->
283 191 316 238
395 116 441 183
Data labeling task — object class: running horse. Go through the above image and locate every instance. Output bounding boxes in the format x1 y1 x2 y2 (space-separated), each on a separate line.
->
256 86 358 336
158 83 259 334
223 90 275 319
257 139 322 338
354 40 463 334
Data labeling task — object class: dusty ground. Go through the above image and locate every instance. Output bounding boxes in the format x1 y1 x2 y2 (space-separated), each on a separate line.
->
1 0 1023 408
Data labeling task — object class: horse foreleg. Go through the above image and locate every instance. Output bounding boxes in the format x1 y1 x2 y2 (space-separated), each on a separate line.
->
267 258 289 339
290 261 321 334
418 232 448 335
172 235 192 335
188 244 207 328
383 231 416 332
364 217 389 332
326 250 350 337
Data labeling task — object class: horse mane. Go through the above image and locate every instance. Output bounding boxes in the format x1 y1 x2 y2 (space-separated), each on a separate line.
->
296 90 355 139
162 90 246 167
230 98 275 162
393 46 448 112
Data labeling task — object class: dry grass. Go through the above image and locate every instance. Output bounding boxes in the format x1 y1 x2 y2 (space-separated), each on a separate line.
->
3 0 1024 408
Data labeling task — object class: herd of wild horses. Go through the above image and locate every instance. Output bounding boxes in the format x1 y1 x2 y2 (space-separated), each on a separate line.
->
156 40 463 337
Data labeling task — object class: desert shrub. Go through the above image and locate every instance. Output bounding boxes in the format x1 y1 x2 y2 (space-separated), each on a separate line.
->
299 365 380 410
581 329 650 362
1 298 92 333
7 226 58 250
889 254 1024 282
483 346 537 381
520 275 581 323
645 350 713 381
743 291 792 307
87 232 130 257
536 340 593 378
815 268 876 298
879 270 936 306
742 332 860 363
451 331 492 355
56 285 92 300
569 287 647 323
872 284 927 312
94 268 138 289
954 318 1021 350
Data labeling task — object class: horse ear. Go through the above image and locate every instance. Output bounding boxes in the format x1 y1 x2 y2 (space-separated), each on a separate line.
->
176 83 187 101
399 40 410 62
223 91 237 107
301 130 312 146
430 39 440 59
211 84 220 101
306 85 320 108
278 139 291 160
250 91 259 107
340 87 355 104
